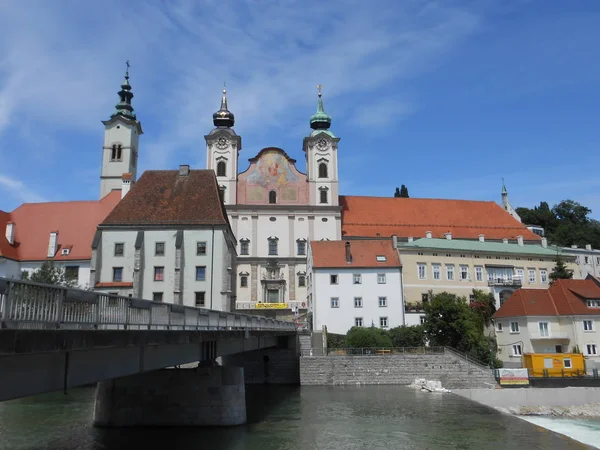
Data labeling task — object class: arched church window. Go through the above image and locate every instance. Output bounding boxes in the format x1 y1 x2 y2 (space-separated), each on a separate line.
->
216 161 227 177
269 190 277 204
320 189 328 204
110 144 123 162
318 163 328 178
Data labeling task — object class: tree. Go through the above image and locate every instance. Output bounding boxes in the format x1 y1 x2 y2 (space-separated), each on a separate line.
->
394 187 401 198
469 289 496 330
21 261 78 288
388 325 426 347
549 255 574 285
346 326 392 348
394 185 410 198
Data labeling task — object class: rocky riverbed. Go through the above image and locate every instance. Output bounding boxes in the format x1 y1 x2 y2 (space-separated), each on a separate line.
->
500 402 600 418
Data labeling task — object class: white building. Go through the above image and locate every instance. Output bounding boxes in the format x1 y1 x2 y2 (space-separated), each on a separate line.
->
307 239 404 335
562 244 600 279
90 166 237 310
205 86 341 319
493 277 600 369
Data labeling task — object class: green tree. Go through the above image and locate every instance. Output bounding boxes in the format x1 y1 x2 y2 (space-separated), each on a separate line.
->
346 326 392 348
469 289 496 330
394 187 401 198
549 255 574 285
21 261 78 288
394 185 410 198
388 325 425 347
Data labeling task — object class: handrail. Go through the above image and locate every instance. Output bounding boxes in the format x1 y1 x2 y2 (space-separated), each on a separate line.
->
0 277 296 332
443 346 490 370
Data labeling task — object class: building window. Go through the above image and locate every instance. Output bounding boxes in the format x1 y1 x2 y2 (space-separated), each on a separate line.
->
420 316 426 325
110 144 122 161
154 266 164 281
586 344 598 355
152 292 163 302
585 256 590 264
112 267 123 282
587 300 600 308
460 265 469 280
114 242 124 257
268 238 278 255
216 161 227 177
380 317 388 328
540 269 548 284
446 265 454 280
330 274 338 285
194 241 206 256
418 263 426 280
331 297 339 308
539 322 549 337
584 320 594 331
65 266 79 281
196 266 206 281
240 275 248 288
512 344 522 356
353 274 362 284
155 242 165 256
377 273 386 284
195 292 205 307
298 275 306 287
516 268 524 281
510 321 520 333
355 317 363 327
421 293 429 304
432 264 440 280
528 269 536 283
496 322 503 332
318 163 328 178
563 358 572 368
354 297 363 308
475 266 483 281
240 240 249 255
597 257 600 265
269 190 277 204
297 241 306 255
319 189 328 204
379 297 387 307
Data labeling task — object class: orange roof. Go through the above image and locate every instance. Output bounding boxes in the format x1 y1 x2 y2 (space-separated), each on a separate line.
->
494 279 600 318
340 196 541 241
1 190 121 262
310 239 401 269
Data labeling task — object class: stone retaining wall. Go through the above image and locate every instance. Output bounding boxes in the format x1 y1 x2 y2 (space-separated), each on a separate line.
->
300 353 495 388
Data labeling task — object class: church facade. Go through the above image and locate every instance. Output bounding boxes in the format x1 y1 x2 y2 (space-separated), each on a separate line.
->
205 87 341 318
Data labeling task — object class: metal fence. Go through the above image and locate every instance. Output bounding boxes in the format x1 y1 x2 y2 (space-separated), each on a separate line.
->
0 277 296 332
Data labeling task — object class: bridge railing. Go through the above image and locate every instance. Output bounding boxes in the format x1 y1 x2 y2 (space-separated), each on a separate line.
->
0 278 296 332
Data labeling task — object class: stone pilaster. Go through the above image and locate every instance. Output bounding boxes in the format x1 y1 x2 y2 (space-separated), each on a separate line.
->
251 263 258 302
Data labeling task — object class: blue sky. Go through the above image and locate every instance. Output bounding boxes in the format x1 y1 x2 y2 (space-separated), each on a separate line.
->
1 0 599 217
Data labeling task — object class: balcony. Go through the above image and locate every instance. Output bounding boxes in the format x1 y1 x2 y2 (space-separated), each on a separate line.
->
530 331 570 340
236 300 307 311
487 278 522 287
405 303 425 313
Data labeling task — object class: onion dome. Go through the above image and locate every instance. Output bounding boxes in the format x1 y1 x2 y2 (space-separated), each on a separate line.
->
112 61 136 120
310 84 332 130
213 86 235 127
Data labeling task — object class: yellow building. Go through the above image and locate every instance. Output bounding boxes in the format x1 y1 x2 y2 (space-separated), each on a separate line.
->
523 353 585 377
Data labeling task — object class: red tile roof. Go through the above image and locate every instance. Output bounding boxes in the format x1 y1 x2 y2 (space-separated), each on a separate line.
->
310 239 401 269
494 279 600 318
339 196 541 241
102 170 229 226
1 190 121 262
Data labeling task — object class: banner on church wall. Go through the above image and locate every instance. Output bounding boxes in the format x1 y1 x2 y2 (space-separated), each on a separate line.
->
256 303 288 309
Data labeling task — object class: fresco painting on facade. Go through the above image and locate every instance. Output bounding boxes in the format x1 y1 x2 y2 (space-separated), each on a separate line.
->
247 150 299 187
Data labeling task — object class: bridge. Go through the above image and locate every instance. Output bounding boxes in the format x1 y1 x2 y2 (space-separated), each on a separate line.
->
0 277 298 427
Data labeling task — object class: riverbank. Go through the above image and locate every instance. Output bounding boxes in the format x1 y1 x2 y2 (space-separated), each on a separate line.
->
498 402 600 418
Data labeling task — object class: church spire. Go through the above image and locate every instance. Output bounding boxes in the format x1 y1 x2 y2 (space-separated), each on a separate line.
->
310 84 332 130
213 83 235 127
112 61 136 120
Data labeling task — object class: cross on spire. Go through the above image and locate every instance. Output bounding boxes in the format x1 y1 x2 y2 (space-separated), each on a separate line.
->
125 60 130 78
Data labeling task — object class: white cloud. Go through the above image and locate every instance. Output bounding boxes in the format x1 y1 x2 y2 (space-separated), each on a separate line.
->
0 174 45 204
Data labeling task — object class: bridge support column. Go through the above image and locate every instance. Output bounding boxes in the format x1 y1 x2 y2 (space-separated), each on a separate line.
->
93 366 246 427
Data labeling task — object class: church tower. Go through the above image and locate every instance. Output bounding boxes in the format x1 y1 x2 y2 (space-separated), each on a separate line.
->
302 85 340 206
100 62 143 199
205 86 242 205
501 180 521 222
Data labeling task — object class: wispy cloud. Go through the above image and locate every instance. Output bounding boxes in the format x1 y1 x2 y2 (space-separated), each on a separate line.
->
0 174 45 204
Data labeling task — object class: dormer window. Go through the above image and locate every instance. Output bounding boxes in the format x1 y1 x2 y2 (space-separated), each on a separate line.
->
61 248 70 256
216 161 227 177
318 163 328 178
376 255 387 262
269 190 277 204
110 144 122 161
587 299 600 308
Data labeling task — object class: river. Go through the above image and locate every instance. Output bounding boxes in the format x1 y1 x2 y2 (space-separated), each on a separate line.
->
0 385 593 449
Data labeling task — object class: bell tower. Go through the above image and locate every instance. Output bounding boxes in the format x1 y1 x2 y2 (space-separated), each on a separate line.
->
100 62 143 199
302 85 340 207
205 86 241 205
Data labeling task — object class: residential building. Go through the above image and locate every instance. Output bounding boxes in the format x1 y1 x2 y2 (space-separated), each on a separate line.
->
205 86 340 319
91 167 237 310
493 278 600 370
562 244 600 279
307 239 403 334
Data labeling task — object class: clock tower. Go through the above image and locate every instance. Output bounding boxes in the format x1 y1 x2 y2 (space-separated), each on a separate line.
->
302 85 340 207
205 86 241 205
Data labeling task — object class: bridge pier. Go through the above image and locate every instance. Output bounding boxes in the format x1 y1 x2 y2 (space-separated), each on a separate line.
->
93 366 246 427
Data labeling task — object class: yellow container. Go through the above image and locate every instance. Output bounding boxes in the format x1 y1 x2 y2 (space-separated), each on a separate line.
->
522 353 585 377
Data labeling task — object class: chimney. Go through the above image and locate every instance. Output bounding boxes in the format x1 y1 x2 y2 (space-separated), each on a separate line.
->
517 235 524 246
392 235 398 249
445 232 452 240
121 173 133 199
571 244 578 249
478 234 485 243
425 231 432 239
47 231 58 257
586 244 592 251
345 241 352 263
407 236 413 243
541 237 548 248
179 164 190 176
5 222 14 245
503 238 508 244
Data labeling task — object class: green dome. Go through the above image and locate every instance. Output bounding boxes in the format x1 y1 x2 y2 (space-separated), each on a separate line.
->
310 89 332 130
